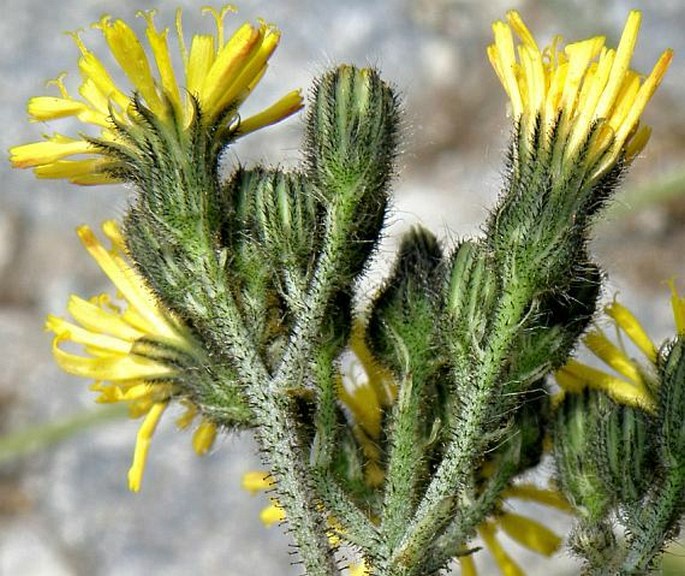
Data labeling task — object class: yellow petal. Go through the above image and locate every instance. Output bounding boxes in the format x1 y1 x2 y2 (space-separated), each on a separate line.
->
607 71 641 133
77 76 112 117
185 34 216 103
128 396 158 418
613 49 673 151
260 501 286 527
559 37 605 121
624 124 652 162
458 554 478 576
348 320 396 405
669 280 685 334
554 365 587 393
337 375 382 439
90 381 129 403
604 301 657 362
66 295 144 342
568 49 615 155
497 512 562 556
200 22 260 113
490 20 523 118
192 419 217 455
584 329 641 383
139 10 182 114
76 225 179 342
501 484 573 512
213 26 281 113
518 44 545 123
45 314 132 354
27 96 90 121
176 400 198 429
95 16 164 115
121 382 174 402
128 401 168 492
33 159 116 185
544 62 568 129
52 335 174 381
242 470 275 494
479 522 525 576
74 47 131 111
9 137 95 168
101 220 128 252
506 10 539 52
348 560 369 576
594 10 641 120
558 359 655 411
236 89 304 136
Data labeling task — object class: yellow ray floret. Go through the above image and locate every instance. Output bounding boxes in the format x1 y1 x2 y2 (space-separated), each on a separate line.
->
9 5 303 185
479 521 526 576
241 470 275 495
553 287 685 412
497 512 562 556
669 280 685 334
488 10 672 178
46 221 217 491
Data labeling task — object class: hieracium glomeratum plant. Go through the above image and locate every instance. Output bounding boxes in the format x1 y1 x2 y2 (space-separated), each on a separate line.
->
9 5 684 575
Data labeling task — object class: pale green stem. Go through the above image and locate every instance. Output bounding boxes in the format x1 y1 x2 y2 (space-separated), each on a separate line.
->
606 168 685 218
386 288 530 573
0 404 128 463
192 248 342 576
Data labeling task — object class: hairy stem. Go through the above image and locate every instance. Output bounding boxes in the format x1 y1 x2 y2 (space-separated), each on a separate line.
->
385 288 531 573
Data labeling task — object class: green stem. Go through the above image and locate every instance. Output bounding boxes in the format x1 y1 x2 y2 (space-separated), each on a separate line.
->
385 288 530 574
381 374 425 549
312 471 380 550
0 404 128 463
252 397 341 576
195 252 341 576
274 195 359 388
206 294 341 576
426 460 519 572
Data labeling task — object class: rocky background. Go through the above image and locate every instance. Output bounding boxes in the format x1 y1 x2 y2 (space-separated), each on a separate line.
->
1 0 684 574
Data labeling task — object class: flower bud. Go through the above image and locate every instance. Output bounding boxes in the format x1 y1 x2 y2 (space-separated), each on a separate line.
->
304 66 401 280
554 391 655 520
658 337 685 466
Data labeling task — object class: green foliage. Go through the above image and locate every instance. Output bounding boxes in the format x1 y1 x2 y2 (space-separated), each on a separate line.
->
97 62 684 576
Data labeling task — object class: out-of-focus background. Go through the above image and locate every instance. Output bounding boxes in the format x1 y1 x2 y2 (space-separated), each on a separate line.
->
1 0 683 574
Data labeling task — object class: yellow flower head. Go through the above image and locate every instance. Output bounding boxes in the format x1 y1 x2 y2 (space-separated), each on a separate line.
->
10 5 303 185
46 221 216 491
488 10 672 180
556 283 685 412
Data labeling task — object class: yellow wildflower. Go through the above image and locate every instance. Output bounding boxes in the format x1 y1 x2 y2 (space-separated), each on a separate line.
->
556 283 685 411
488 10 672 180
46 221 216 491
10 5 303 185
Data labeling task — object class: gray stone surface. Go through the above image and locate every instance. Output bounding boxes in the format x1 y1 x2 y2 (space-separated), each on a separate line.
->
1 0 684 574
